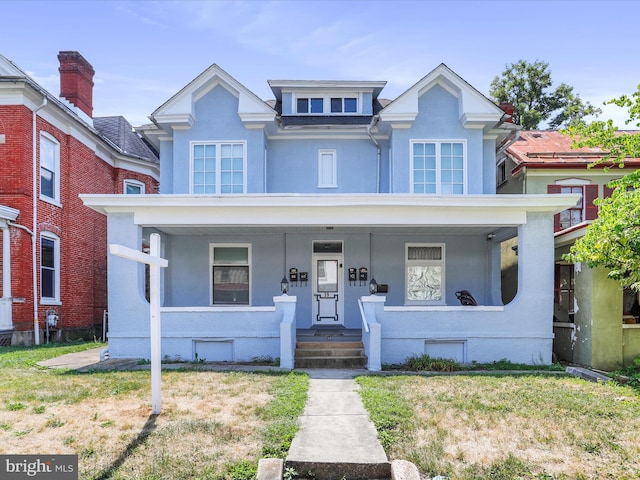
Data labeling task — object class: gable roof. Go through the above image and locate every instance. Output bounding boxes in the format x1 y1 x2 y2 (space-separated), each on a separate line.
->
507 130 640 174
150 63 275 129
379 63 508 129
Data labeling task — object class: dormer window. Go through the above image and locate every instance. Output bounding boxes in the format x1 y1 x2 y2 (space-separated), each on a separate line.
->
294 95 360 115
331 97 357 113
297 98 323 114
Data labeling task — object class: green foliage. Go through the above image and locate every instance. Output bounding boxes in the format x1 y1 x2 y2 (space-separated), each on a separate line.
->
258 372 308 458
564 84 640 166
405 354 460 372
564 170 640 290
356 376 413 450
490 59 600 130
223 460 257 480
562 85 640 291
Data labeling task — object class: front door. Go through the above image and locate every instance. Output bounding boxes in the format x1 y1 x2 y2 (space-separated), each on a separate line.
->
312 241 344 326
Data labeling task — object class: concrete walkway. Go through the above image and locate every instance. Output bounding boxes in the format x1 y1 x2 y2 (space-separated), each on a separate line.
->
37 346 107 370
285 369 390 479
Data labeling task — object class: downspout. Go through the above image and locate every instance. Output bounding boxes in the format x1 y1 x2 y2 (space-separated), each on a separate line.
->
32 97 47 345
366 115 381 193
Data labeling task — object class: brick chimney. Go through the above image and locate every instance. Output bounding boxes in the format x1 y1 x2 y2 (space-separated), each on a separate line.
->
58 51 95 117
499 101 515 123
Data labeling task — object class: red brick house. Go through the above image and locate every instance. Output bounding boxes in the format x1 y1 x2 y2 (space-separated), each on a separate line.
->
0 51 159 345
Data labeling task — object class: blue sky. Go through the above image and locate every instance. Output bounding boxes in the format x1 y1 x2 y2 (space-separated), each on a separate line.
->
2 0 638 127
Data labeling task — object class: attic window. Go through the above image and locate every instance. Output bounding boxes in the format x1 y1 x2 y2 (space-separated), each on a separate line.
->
531 133 544 138
297 98 323 114
331 97 357 113
295 95 360 114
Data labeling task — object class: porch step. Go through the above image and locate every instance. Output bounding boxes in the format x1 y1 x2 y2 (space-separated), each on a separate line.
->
295 340 367 369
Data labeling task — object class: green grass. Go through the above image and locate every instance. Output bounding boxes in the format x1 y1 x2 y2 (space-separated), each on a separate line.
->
0 340 104 369
258 372 309 458
356 376 413 450
0 342 311 480
357 374 640 479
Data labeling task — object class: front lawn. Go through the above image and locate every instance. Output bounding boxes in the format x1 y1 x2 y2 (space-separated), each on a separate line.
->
0 342 307 480
358 373 640 479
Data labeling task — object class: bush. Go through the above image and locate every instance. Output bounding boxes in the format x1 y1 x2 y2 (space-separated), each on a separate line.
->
405 354 460 372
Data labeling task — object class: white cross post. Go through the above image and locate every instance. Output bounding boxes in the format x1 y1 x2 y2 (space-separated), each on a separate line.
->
109 233 168 414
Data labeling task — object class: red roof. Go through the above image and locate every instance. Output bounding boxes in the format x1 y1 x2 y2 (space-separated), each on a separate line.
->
506 130 640 174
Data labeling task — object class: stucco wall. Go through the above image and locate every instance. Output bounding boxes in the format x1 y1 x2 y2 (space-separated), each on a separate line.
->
169 86 266 194
388 85 486 194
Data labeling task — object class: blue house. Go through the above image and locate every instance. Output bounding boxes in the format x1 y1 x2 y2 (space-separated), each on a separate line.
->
82 64 577 369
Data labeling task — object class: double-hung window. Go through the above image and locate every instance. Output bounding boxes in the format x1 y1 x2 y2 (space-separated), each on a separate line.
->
41 233 60 304
210 244 251 305
40 133 60 202
547 183 598 232
405 243 445 304
411 140 466 194
192 142 246 194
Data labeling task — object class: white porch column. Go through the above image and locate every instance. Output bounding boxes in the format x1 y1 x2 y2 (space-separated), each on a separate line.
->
360 295 385 371
275 294 297 369
0 219 15 331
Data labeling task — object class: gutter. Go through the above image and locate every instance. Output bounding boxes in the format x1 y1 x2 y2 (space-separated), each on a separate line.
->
366 115 381 193
32 96 47 345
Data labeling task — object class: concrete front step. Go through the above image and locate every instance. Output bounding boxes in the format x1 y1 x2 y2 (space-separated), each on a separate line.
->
295 340 367 369
295 356 367 369
284 460 391 480
297 341 364 349
296 348 364 358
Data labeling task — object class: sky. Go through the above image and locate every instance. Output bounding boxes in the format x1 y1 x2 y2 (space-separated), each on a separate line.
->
1 0 638 127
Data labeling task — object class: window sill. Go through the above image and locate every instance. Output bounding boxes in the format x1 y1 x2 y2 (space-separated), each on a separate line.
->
40 299 62 306
40 196 62 208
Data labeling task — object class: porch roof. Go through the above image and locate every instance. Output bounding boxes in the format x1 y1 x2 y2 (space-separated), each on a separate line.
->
82 194 579 233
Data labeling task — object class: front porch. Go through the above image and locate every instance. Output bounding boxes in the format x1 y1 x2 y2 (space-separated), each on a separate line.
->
106 288 556 370
83 193 579 368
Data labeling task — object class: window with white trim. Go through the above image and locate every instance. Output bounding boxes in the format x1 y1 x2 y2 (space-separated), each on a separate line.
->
295 95 360 115
548 183 598 232
192 142 246 194
297 97 324 114
331 97 357 113
124 179 145 194
405 243 445 304
411 140 466 194
41 233 60 303
318 149 337 188
497 158 507 186
210 244 251 305
40 133 60 202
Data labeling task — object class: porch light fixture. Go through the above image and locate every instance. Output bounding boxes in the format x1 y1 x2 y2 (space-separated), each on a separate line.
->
280 276 289 294
369 277 378 295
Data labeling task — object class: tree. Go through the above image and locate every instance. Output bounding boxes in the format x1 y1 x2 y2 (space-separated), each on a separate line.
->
490 60 600 130
563 84 640 291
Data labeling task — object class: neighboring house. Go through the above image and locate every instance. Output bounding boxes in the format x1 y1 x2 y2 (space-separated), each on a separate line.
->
82 63 576 370
0 51 159 346
499 130 640 369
